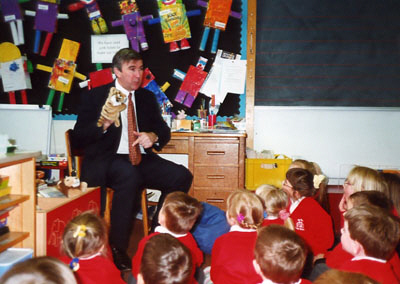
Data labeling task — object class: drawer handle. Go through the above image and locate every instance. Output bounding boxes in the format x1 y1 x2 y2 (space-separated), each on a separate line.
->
164 144 176 149
206 198 224 203
207 175 225 179
207 151 225 155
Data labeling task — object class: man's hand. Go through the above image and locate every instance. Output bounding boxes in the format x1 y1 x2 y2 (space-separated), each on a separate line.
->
131 131 158 149
102 119 114 131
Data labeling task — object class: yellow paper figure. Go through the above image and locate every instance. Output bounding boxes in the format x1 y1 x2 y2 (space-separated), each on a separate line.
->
36 39 86 112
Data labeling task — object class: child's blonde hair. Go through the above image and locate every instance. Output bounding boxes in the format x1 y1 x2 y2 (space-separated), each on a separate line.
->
346 166 388 195
226 189 264 229
256 186 295 230
162 191 202 234
62 211 107 261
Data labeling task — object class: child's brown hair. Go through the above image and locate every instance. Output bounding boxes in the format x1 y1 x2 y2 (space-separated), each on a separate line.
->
349 190 392 213
62 211 107 260
254 225 307 284
226 189 264 229
344 205 400 260
139 233 192 284
162 191 202 234
314 269 379 284
286 168 315 198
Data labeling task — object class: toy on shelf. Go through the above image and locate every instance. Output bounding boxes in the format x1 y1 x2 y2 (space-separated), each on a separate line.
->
67 0 108 35
25 0 69 56
36 38 86 112
0 0 30 46
173 56 208 107
0 42 32 104
148 0 201 52
111 0 153 53
197 0 241 53
141 68 172 112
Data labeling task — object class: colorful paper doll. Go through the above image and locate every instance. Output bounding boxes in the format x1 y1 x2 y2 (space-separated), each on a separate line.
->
0 0 30 46
197 0 241 53
111 0 153 53
36 39 86 112
141 68 172 112
0 42 32 104
148 0 200 52
25 0 69 56
173 57 208 107
67 0 108 35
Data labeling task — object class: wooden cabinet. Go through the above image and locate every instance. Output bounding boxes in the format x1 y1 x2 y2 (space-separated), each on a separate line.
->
36 187 100 257
157 132 246 210
0 152 40 254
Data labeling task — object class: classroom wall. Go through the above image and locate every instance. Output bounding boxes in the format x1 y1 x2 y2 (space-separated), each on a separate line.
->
253 106 400 184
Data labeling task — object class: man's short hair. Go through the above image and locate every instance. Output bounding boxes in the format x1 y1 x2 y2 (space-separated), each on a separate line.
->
140 233 192 284
112 48 142 71
344 205 400 260
162 192 202 234
254 225 307 283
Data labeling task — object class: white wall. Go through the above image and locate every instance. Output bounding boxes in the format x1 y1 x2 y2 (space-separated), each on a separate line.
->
254 106 400 184
50 120 76 155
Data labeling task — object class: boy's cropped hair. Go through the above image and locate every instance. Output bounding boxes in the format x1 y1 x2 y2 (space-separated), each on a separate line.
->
349 191 392 213
140 233 192 284
163 191 202 234
254 225 307 284
344 205 400 260
314 269 379 284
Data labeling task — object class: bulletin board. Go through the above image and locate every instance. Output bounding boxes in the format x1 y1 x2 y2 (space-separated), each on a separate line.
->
0 0 245 117
255 0 400 106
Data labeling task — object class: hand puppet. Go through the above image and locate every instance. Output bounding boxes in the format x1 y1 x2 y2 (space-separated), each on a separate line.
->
97 87 127 128
56 176 87 197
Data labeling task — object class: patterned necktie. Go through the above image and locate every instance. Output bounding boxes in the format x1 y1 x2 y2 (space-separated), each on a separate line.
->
127 93 142 165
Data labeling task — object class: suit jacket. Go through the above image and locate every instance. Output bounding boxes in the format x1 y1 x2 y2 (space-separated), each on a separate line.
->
72 81 170 187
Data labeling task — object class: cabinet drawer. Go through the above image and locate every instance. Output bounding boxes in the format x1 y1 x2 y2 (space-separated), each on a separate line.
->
194 190 233 210
194 143 238 165
194 166 238 188
158 137 189 154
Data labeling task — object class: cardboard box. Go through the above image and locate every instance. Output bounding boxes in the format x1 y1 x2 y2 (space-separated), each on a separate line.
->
0 248 33 277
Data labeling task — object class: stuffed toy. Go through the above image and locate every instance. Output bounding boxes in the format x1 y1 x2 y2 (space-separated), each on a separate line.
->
56 176 87 197
97 87 127 128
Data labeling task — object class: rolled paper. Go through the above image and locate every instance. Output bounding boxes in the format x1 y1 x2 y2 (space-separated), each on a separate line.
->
46 89 55 105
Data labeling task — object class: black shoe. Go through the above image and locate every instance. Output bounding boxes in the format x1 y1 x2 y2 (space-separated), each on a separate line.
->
111 246 132 271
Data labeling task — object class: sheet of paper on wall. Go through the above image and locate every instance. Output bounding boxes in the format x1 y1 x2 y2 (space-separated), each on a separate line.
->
200 50 246 104
0 58 32 92
91 34 129 63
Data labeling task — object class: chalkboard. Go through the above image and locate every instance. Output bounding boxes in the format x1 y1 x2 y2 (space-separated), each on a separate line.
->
255 1 400 106
0 0 244 117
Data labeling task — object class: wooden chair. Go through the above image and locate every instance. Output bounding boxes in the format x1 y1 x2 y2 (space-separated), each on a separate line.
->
65 129 156 236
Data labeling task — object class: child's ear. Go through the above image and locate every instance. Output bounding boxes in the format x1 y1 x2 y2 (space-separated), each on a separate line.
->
137 273 145 284
354 240 366 256
253 259 263 278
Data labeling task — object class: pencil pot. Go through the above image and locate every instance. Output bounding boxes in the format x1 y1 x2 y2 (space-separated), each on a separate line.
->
245 154 292 190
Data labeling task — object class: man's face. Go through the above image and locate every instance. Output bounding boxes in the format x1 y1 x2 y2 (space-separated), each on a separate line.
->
114 59 144 91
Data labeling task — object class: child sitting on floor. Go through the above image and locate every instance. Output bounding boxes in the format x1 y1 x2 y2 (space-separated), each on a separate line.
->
59 211 125 284
138 233 192 284
132 191 203 284
338 205 400 283
255 184 294 230
210 189 264 284
253 225 311 284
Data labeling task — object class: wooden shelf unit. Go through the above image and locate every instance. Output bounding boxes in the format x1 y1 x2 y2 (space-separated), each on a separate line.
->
0 152 40 254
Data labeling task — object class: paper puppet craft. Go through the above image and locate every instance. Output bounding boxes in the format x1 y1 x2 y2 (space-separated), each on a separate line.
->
67 0 108 35
79 67 115 89
141 68 172 112
148 0 200 52
25 0 69 56
0 42 32 104
197 0 241 53
173 57 208 107
111 0 153 53
0 0 30 46
36 39 86 112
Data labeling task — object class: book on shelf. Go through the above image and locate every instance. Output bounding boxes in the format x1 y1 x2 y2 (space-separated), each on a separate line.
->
0 186 11 198
37 185 66 198
38 160 68 167
0 175 9 190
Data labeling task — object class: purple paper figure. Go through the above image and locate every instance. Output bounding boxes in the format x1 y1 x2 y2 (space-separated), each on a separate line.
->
67 0 108 35
0 0 26 45
112 0 152 53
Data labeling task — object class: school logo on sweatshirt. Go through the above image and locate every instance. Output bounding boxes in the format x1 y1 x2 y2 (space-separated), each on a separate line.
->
295 218 305 231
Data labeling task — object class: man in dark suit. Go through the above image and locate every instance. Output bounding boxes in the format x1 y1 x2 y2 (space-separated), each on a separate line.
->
71 48 193 271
